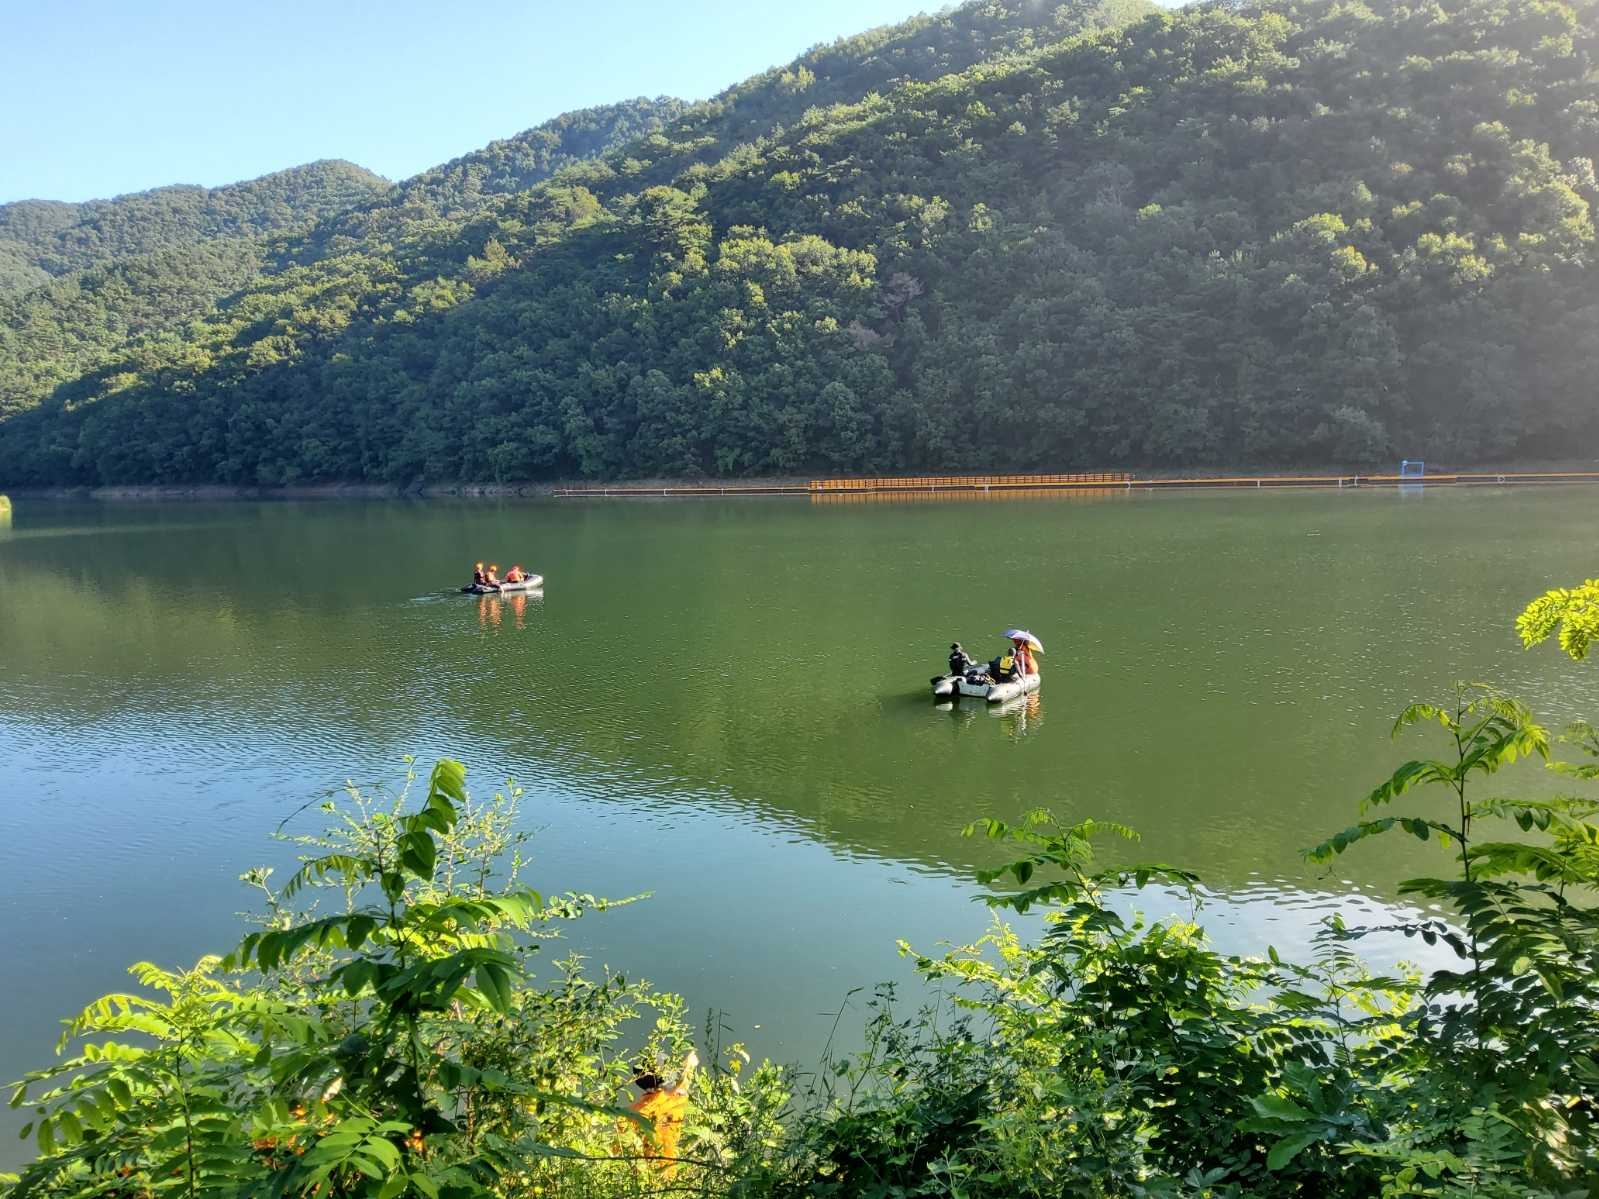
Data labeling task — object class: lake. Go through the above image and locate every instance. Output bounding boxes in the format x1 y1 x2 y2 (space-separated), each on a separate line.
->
2 486 1596 1162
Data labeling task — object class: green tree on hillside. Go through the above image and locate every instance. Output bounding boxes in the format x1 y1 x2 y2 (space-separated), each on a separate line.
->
1 0 1596 486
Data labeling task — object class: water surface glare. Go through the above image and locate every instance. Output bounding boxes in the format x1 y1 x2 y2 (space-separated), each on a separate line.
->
2 488 1596 1161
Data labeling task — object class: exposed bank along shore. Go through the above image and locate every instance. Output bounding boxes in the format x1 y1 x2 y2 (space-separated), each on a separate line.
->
6 465 1599 502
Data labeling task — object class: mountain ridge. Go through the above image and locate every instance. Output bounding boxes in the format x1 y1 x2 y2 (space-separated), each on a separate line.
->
0 160 392 287
1 0 1593 485
0 0 1153 440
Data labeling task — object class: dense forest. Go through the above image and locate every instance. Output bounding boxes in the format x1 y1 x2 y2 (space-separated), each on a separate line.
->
0 0 1594 486
0 104 702 428
0 161 390 290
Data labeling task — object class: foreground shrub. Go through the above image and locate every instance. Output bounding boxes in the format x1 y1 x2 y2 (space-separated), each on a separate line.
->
4 763 788 1198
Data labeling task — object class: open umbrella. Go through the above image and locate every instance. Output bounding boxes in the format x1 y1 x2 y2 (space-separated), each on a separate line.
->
1002 628 1044 653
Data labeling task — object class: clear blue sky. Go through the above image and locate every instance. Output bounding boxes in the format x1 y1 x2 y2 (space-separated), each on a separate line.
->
1 0 940 204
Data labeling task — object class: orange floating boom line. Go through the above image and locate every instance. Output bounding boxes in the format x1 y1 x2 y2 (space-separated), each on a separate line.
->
1135 475 1364 485
554 469 1599 497
809 471 1132 491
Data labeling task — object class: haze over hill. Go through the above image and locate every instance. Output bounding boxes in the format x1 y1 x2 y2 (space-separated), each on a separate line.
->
0 0 1593 486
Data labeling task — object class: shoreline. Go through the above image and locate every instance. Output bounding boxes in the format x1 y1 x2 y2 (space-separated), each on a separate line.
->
1 478 813 502
2 482 558 502
4 462 1598 502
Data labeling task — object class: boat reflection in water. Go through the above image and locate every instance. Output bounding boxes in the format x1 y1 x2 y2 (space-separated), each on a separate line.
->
991 690 1043 738
934 690 1043 739
478 588 542 630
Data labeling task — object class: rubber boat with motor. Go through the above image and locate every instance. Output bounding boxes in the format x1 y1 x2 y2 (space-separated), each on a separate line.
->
462 574 544 595
931 672 1040 703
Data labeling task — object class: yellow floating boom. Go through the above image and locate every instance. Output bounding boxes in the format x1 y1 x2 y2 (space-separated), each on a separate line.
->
553 469 1599 498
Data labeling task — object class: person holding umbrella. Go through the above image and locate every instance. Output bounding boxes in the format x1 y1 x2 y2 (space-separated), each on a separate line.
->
1003 628 1043 677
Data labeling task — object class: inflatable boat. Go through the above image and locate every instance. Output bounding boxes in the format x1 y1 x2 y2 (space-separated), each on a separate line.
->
461 574 544 595
930 672 1040 703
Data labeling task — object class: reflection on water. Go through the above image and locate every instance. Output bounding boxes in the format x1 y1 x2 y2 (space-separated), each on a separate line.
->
811 486 1124 505
934 690 1045 738
477 589 543 630
1 489 1598 1165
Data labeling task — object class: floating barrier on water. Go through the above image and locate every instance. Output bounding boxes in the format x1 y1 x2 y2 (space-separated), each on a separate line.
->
811 486 1120 505
553 470 1599 499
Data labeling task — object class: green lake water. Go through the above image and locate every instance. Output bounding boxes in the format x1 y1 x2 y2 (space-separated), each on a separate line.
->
2 487 1596 1163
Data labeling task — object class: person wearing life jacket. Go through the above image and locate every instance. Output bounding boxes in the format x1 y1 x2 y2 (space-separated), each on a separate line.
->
990 648 1020 683
504 565 524 584
472 562 488 587
486 564 501 586
949 642 977 678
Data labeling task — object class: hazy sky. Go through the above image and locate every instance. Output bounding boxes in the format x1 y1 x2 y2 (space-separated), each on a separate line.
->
1 0 941 204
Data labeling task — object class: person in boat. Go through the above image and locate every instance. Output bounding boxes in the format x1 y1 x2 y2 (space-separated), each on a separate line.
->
948 642 977 678
485 564 501 586
504 565 524 584
1013 637 1036 677
472 562 488 587
990 647 1021 683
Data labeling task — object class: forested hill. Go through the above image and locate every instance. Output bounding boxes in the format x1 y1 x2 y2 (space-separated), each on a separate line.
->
0 0 1149 461
381 99 687 218
0 161 390 291
1 0 1595 487
0 101 711 425
328 0 1150 232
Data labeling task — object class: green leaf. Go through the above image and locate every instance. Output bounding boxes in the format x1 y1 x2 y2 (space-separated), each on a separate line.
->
1250 1094 1313 1122
1364 759 1445 811
400 828 437 879
1266 1131 1322 1171
345 914 377 950
363 1136 402 1171
476 962 512 1014
429 759 468 810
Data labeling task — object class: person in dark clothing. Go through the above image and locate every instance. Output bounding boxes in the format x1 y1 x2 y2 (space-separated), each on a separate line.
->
948 642 977 678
